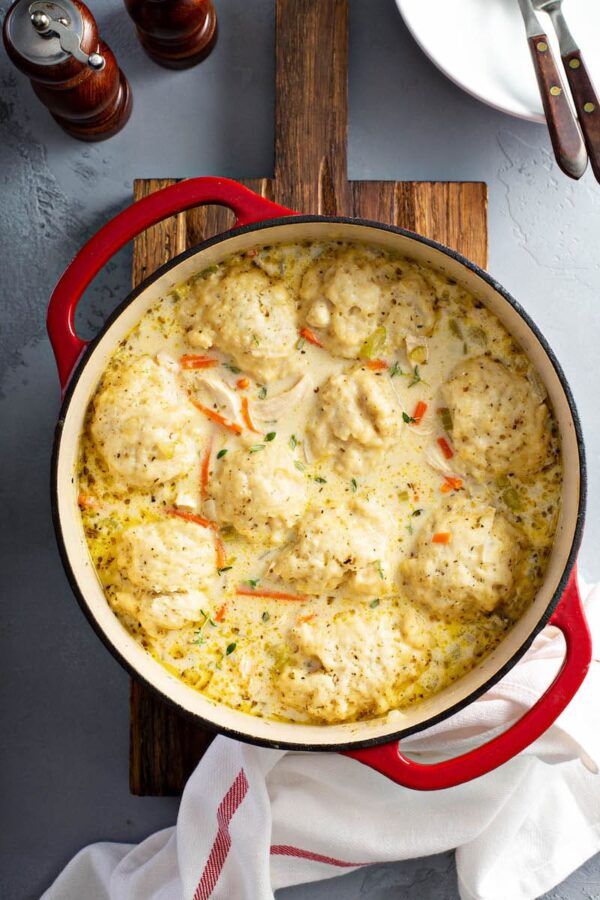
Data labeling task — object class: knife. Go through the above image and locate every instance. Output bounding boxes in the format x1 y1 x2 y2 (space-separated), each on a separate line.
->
533 0 600 183
517 0 587 179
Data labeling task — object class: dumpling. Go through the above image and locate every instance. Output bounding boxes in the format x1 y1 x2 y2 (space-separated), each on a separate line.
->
441 355 550 481
117 518 217 593
400 496 525 616
113 518 218 636
275 605 430 722
298 249 437 359
306 368 400 474
91 355 196 489
112 588 209 636
380 266 437 342
142 591 208 635
269 500 393 596
177 263 298 381
209 441 308 544
299 247 385 357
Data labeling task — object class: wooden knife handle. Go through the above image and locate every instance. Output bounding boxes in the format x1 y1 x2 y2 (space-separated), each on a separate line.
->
528 34 587 179
562 50 600 183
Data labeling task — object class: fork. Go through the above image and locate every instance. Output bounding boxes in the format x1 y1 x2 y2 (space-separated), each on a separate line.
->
534 0 600 181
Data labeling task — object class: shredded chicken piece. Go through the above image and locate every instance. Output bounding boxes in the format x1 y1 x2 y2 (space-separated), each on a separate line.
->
252 375 313 422
185 373 244 430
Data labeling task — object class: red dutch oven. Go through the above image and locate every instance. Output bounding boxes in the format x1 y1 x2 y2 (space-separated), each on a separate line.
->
49 177 591 790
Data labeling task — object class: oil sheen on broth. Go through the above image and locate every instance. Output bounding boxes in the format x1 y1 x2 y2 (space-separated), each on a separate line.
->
77 241 562 725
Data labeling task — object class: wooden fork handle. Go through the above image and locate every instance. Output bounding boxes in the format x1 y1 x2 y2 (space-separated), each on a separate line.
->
528 34 587 179
562 50 600 183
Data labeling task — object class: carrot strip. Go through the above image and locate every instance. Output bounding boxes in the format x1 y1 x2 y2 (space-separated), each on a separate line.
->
180 355 219 369
200 439 213 501
437 436 454 459
299 327 323 348
297 613 317 624
236 587 308 601
412 400 428 425
166 508 217 530
190 398 243 435
432 532 452 544
214 534 227 570
241 396 260 434
366 358 388 371
441 475 463 494
236 377 250 390
215 604 227 622
78 493 98 509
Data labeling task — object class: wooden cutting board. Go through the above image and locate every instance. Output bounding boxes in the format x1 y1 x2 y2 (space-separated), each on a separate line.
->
129 0 487 795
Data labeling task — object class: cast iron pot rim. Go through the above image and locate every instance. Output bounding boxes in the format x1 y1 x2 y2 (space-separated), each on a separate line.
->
51 214 587 753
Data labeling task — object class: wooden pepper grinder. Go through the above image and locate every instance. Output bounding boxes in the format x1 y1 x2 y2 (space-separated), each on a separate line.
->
124 0 217 69
3 0 132 141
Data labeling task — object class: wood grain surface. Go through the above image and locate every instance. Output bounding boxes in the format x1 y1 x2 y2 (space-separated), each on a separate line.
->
129 0 487 795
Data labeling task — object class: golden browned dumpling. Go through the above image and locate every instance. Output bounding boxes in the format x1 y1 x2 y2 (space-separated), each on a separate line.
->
178 263 298 381
400 496 525 616
441 355 550 481
90 356 196 490
209 441 308 544
306 367 400 473
270 500 393 596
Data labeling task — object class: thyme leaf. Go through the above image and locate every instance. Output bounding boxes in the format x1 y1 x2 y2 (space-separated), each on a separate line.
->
407 365 424 388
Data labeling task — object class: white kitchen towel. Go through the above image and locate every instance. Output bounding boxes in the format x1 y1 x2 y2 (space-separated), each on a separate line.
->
43 580 600 900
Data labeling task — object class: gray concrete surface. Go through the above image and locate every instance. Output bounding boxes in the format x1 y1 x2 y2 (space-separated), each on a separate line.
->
1 1 599 898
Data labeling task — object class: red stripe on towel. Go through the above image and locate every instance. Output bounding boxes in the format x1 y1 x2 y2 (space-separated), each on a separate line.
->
193 769 249 900
270 844 371 868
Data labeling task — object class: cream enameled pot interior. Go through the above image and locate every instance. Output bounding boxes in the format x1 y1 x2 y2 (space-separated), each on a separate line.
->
54 220 581 748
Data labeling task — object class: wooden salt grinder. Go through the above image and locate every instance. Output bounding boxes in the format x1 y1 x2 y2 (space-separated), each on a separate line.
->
123 0 217 69
3 0 132 141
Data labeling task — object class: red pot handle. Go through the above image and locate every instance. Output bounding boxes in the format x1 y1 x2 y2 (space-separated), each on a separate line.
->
344 567 591 790
47 177 295 391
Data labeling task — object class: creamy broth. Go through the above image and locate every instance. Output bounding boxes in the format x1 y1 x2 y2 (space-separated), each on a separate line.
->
77 241 562 725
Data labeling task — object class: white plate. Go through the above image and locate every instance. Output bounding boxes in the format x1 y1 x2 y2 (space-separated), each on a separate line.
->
395 0 600 123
